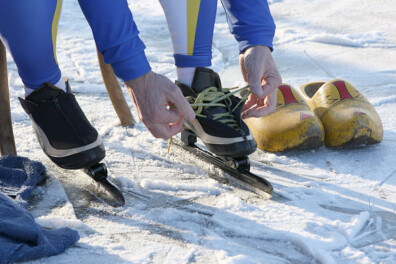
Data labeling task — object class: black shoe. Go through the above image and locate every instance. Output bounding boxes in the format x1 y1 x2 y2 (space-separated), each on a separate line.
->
176 67 257 157
19 82 105 169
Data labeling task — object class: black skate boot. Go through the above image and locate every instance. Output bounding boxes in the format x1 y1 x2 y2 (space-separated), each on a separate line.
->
176 67 257 157
19 82 105 170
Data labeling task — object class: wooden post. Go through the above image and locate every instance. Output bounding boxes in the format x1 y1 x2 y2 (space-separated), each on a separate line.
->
96 50 135 127
0 40 17 156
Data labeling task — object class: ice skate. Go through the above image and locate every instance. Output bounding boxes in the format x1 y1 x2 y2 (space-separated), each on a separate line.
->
176 67 257 157
19 82 124 205
19 82 105 169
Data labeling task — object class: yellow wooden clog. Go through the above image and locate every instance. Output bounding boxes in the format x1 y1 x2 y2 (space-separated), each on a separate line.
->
244 84 324 152
299 79 383 148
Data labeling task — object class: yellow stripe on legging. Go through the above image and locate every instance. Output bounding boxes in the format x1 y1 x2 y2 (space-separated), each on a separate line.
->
187 0 201 56
52 0 62 64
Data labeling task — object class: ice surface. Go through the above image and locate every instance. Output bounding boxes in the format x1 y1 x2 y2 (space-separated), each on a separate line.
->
5 0 396 263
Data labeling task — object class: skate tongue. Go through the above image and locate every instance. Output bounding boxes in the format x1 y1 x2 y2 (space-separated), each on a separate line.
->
189 68 236 122
26 83 63 104
191 67 221 93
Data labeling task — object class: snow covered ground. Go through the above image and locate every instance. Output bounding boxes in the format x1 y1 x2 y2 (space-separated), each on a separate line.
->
5 0 396 263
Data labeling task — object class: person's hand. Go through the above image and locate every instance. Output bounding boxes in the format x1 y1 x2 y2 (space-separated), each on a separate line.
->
125 71 195 139
239 45 282 119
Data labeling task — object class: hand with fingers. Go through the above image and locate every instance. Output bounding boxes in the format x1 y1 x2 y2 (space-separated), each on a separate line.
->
239 45 282 119
125 71 195 139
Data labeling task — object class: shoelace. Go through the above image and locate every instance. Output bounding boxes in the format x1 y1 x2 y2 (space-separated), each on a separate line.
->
187 85 250 130
168 85 251 153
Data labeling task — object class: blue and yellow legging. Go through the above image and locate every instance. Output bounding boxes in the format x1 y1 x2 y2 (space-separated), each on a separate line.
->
160 0 216 68
0 0 64 89
0 0 274 90
0 0 216 89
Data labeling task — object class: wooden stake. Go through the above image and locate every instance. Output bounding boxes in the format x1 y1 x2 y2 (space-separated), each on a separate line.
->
97 50 135 127
0 40 17 156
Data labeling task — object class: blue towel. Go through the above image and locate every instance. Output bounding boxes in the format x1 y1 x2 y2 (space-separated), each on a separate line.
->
0 156 80 264
0 155 46 208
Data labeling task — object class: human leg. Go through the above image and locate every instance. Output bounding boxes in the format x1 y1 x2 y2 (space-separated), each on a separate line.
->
159 0 217 86
0 0 65 93
0 0 104 169
160 0 257 157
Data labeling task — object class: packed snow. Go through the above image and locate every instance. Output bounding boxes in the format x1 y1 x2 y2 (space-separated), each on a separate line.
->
5 0 396 263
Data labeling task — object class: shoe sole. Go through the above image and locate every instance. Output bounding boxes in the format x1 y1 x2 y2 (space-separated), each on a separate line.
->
49 145 106 170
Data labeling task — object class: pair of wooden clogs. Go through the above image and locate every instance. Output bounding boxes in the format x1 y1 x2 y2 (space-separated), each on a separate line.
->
244 79 383 152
